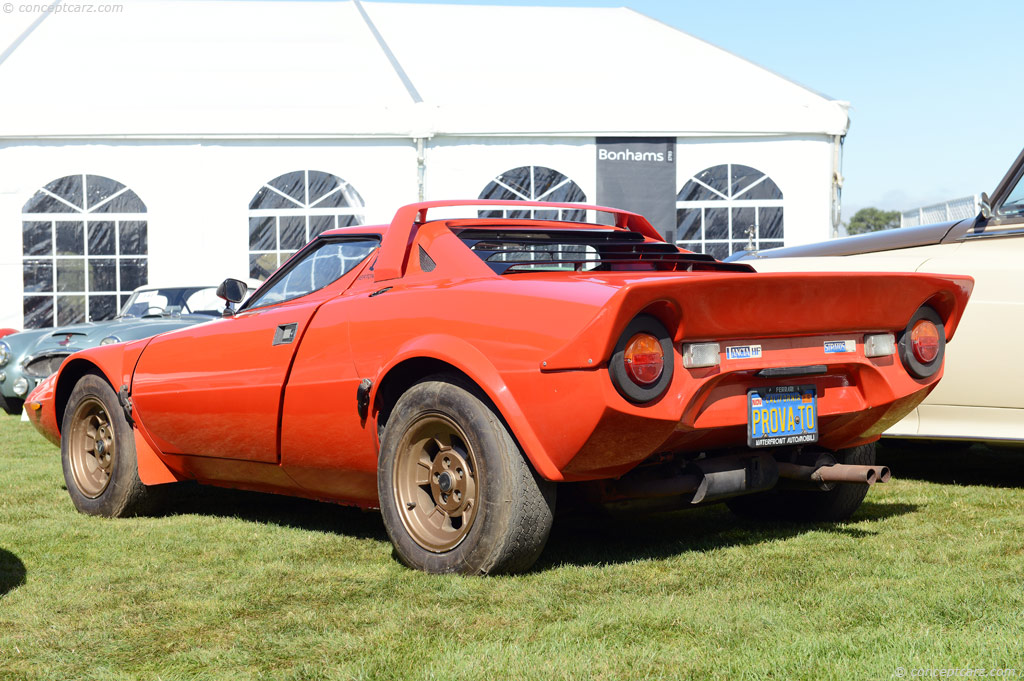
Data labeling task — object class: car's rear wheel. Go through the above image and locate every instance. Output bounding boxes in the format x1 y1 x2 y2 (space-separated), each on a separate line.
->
378 376 555 575
61 373 159 517
727 443 877 522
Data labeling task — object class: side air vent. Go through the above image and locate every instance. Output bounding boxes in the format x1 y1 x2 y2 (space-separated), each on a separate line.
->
418 245 436 272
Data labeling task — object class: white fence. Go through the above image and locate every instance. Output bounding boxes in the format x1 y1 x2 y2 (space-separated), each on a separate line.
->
901 195 979 228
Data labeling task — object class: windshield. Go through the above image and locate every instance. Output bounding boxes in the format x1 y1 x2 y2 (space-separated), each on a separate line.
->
1000 175 1024 218
119 287 224 318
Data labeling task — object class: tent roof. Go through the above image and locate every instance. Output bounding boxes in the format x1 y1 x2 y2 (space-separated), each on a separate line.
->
0 0 850 139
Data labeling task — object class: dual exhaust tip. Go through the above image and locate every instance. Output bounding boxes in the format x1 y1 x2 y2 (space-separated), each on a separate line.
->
777 461 891 486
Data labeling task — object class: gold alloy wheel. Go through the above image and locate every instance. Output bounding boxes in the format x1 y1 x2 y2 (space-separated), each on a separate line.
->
68 396 116 498
394 413 479 552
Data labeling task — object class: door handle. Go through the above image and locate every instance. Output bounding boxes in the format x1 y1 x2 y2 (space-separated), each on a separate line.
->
273 323 298 345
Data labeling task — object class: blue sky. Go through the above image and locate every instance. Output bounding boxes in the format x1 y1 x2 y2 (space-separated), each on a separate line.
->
374 0 1024 220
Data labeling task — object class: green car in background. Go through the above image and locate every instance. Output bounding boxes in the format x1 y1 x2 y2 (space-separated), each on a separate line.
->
0 283 253 415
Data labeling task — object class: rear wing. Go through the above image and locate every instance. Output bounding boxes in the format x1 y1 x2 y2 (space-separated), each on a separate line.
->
373 199 665 282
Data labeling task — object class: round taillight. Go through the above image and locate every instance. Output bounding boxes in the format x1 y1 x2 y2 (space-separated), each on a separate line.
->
910 319 940 363
623 333 664 386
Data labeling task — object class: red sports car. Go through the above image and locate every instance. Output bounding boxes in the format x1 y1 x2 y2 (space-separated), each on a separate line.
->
25 200 973 575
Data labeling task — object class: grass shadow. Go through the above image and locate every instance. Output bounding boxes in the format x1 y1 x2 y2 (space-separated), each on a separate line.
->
878 440 1024 488
158 483 388 542
0 548 26 597
536 499 918 570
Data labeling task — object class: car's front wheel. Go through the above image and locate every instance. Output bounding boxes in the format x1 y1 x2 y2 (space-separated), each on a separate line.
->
61 373 159 517
377 376 555 575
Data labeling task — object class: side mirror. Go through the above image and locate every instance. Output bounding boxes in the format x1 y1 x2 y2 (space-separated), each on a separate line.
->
216 278 247 303
980 192 993 220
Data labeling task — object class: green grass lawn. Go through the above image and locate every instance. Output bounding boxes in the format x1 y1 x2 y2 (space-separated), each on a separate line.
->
1 413 1023 680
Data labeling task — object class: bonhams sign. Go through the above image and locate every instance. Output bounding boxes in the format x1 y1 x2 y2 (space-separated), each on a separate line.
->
596 137 676 239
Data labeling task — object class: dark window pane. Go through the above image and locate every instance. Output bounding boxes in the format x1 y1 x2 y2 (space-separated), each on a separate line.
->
119 258 147 292
56 221 84 255
119 294 130 310
676 208 702 240
759 207 784 239
705 243 730 260
249 186 301 210
494 167 531 197
90 189 146 214
730 165 764 198
119 221 147 255
544 180 586 204
314 182 364 208
89 259 117 291
477 208 504 219
249 253 278 281
249 217 276 250
22 222 52 256
693 165 729 197
23 260 53 292
83 175 126 211
705 208 729 240
307 171 340 206
759 241 785 251
732 207 756 242
280 216 307 250
533 210 558 221
679 242 701 253
88 222 115 255
56 259 84 292
44 175 84 208
23 192 79 213
478 180 520 203
57 296 86 325
744 177 783 200
268 171 307 205
89 295 118 321
23 296 54 329
309 215 335 236
676 179 717 202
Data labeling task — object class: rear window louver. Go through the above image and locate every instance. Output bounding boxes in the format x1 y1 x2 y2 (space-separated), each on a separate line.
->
455 229 753 274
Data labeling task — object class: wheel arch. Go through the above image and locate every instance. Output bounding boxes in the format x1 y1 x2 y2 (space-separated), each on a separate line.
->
371 337 564 482
54 358 115 433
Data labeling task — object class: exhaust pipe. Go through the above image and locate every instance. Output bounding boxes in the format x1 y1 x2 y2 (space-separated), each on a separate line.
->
605 453 778 504
777 462 891 486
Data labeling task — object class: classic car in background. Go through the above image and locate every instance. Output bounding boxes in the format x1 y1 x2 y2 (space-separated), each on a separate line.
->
25 200 972 575
0 283 253 415
739 148 1024 446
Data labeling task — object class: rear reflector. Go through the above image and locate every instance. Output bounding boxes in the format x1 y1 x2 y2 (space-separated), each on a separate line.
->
623 333 664 386
682 342 720 369
864 333 896 358
910 320 940 363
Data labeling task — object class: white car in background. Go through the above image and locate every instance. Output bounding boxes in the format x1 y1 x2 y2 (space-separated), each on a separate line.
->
737 149 1024 447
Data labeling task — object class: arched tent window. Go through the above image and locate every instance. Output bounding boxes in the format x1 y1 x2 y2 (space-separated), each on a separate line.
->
248 170 365 280
478 166 587 221
21 174 148 329
676 164 783 259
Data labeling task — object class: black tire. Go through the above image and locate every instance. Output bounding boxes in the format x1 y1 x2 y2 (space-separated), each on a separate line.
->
0 394 23 416
727 443 877 522
378 375 555 575
60 373 159 517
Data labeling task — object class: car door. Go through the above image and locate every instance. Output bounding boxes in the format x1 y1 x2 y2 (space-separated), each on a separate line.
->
131 236 379 462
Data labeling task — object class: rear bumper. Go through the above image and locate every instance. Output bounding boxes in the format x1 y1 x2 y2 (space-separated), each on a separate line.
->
516 333 939 481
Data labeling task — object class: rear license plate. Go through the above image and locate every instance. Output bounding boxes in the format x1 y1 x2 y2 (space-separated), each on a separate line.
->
747 385 818 448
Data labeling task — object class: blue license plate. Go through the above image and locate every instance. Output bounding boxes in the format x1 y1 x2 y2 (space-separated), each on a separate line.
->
747 385 818 448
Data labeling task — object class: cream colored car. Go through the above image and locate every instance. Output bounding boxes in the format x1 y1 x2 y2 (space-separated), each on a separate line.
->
738 149 1024 446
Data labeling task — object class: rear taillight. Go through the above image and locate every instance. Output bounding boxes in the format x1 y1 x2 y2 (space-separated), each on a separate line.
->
910 320 940 363
610 314 674 404
623 333 664 386
898 306 945 379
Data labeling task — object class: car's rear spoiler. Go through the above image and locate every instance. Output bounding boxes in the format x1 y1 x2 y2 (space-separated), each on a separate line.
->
373 199 665 282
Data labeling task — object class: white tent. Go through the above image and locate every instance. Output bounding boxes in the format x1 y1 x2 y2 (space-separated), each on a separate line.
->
0 0 850 329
